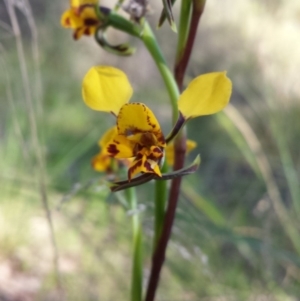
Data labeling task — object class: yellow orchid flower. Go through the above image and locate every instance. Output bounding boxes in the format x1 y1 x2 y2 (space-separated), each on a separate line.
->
107 102 166 180
61 1 100 40
82 66 232 181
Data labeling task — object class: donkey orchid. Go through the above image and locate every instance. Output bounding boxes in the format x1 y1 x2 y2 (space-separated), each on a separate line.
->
82 66 232 187
61 0 100 40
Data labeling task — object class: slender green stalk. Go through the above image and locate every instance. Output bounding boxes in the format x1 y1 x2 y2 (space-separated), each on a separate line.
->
125 188 143 301
153 161 168 249
175 0 192 65
145 2 207 300
174 0 206 90
140 21 180 122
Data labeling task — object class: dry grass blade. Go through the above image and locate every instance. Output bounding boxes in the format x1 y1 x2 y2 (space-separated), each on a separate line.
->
223 104 300 255
0 43 30 162
3 0 63 296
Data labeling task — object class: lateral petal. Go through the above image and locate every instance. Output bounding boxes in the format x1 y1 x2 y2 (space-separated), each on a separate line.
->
61 9 83 29
92 152 111 172
106 134 135 158
98 126 118 150
82 66 133 115
178 72 232 119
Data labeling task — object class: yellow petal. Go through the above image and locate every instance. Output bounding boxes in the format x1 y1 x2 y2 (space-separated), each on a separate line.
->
128 156 146 180
98 126 118 149
92 152 111 172
106 134 136 158
127 153 161 180
61 9 83 28
70 0 98 8
178 72 232 119
74 27 86 40
82 66 133 115
79 6 99 21
117 103 165 147
187 139 197 152
165 139 197 166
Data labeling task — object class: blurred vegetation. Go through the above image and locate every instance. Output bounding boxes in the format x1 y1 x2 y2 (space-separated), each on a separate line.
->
1 0 300 300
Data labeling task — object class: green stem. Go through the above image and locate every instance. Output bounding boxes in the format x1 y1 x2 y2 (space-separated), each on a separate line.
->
140 21 180 122
175 0 192 65
174 0 206 90
125 188 143 301
153 160 168 249
145 2 207 300
101 9 142 37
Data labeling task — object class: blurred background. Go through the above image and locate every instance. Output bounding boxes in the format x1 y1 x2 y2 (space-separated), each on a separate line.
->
1 0 300 300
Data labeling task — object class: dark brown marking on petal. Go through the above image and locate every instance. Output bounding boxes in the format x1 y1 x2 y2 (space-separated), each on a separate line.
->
133 143 144 156
107 144 119 156
157 135 166 144
78 4 94 14
143 161 152 172
128 159 143 181
65 17 71 26
73 29 81 40
135 152 144 161
148 152 162 161
84 27 91 35
84 18 99 26
147 154 157 161
152 147 162 153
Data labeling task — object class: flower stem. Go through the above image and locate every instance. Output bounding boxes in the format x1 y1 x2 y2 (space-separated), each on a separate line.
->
153 160 168 249
144 2 207 301
140 21 180 256
125 187 143 301
174 0 206 90
175 0 192 69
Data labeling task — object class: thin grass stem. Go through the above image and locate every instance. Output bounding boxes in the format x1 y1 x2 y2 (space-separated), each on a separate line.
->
4 0 63 295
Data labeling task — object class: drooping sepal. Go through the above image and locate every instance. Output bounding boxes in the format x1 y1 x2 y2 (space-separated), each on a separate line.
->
110 155 200 192
110 173 155 192
157 154 200 180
